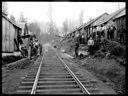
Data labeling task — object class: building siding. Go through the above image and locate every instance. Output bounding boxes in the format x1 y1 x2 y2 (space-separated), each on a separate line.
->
114 16 126 41
2 16 21 52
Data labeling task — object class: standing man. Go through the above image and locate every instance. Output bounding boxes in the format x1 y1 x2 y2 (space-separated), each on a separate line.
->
110 25 116 40
100 36 106 50
119 25 126 44
17 33 26 57
28 36 33 59
75 42 79 58
92 27 97 39
102 24 106 37
87 36 94 57
81 34 85 44
75 34 80 57
107 26 111 40
39 43 42 55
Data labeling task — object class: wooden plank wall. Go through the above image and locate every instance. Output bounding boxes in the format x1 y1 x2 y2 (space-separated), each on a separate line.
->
2 18 6 52
9 22 15 52
5 18 10 52
114 16 126 41
2 17 18 52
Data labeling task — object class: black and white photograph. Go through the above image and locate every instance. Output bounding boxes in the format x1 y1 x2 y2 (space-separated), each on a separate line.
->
2 1 126 94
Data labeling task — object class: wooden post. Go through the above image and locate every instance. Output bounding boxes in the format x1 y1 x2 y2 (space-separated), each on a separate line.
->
28 46 31 59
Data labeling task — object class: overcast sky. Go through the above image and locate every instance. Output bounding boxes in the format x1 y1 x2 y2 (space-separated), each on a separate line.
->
7 2 125 27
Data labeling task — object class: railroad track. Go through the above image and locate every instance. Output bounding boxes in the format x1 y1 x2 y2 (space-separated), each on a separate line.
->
17 47 102 94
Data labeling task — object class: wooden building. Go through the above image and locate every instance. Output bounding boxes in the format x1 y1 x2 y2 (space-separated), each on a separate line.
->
62 7 125 43
97 7 125 40
113 8 126 41
2 12 22 53
82 13 108 38
71 13 108 42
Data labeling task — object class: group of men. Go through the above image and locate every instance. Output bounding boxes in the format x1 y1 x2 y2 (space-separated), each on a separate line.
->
29 36 42 57
18 34 42 58
74 24 126 58
92 24 116 40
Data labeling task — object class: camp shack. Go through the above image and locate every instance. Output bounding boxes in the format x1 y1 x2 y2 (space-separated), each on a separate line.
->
2 12 22 55
71 12 108 43
97 7 125 40
113 8 126 42
82 13 108 39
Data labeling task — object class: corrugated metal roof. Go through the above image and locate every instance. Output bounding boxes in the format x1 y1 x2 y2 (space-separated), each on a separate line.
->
98 7 125 25
113 9 126 20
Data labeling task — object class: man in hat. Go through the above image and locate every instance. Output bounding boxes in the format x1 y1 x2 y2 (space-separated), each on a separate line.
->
119 25 126 44
75 34 80 57
87 36 94 57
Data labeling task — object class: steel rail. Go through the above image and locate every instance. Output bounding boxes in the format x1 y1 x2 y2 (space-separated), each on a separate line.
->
56 53 91 95
31 49 46 94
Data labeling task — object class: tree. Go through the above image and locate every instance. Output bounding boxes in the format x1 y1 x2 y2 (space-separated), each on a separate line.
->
27 22 41 40
10 14 16 23
52 22 59 35
2 2 8 15
89 17 93 21
62 19 69 36
79 10 84 26
18 12 27 23
48 3 53 34
68 19 78 32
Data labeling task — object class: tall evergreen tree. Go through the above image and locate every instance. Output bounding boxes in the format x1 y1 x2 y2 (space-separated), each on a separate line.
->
2 2 8 15
10 14 16 23
79 10 84 26
18 12 27 23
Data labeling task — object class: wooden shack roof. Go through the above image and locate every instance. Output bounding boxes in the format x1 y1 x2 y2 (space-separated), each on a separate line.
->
17 22 29 34
91 13 109 26
83 13 109 28
66 13 108 37
2 11 8 16
113 9 126 20
2 12 21 29
98 7 125 25
17 22 27 29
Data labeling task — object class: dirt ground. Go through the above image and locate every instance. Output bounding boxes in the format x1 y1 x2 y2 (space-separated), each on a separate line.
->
78 57 125 94
2 57 38 94
60 52 125 94
57 38 125 94
59 52 116 94
2 45 125 94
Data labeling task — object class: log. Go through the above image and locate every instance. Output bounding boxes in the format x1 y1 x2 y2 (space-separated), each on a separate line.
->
2 52 21 57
